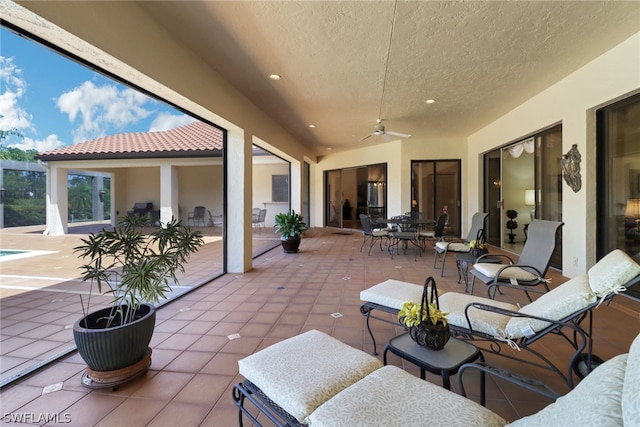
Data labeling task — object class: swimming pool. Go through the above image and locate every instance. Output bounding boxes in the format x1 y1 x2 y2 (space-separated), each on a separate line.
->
0 250 27 257
0 249 56 262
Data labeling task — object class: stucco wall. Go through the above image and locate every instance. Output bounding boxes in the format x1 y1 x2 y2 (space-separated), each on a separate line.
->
467 32 640 277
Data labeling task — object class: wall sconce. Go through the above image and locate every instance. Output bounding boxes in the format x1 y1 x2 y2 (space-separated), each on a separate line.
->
99 190 105 203
0 187 4 204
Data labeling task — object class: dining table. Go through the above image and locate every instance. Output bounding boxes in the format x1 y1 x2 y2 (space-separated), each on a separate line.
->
381 216 435 260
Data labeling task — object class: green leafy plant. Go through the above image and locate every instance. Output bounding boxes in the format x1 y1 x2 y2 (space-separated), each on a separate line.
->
74 214 204 327
273 210 308 239
398 301 449 327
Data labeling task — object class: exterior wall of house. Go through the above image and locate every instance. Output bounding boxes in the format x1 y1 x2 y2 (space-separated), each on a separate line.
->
467 32 640 278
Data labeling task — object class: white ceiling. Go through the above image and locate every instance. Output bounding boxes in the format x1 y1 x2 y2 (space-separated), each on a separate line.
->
134 1 638 155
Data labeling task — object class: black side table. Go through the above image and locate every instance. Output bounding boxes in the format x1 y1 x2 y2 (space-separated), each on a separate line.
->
455 253 503 293
383 333 485 404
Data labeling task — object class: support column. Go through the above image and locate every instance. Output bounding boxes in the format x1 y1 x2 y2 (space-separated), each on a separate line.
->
46 164 68 235
227 128 252 273
160 163 178 225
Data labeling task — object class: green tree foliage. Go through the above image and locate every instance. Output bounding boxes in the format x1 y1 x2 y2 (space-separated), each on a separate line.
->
3 169 46 227
68 175 93 222
0 146 38 162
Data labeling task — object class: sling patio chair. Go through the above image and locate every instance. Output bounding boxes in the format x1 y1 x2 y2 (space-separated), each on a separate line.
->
417 212 448 252
469 219 563 300
359 214 389 256
433 212 488 277
188 206 207 226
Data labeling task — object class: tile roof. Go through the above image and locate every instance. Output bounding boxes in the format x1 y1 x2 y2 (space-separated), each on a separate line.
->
37 121 224 161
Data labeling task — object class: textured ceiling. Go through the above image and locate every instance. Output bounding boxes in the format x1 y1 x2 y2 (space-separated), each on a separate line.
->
124 2 639 154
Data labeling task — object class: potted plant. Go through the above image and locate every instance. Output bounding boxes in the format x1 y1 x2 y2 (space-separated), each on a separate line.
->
273 210 308 253
506 209 518 244
73 214 203 387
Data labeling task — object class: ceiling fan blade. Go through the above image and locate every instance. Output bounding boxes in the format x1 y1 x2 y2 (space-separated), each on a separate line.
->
359 134 373 142
381 133 394 142
386 131 411 138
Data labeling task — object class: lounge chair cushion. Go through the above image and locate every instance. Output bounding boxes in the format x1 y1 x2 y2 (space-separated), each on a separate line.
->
238 330 382 424
473 263 538 281
506 353 627 426
505 275 596 338
360 279 423 310
439 292 518 338
308 365 506 427
435 241 470 252
622 332 640 426
587 249 640 298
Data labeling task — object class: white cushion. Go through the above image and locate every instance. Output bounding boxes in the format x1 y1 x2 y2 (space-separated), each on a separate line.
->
587 249 640 298
439 292 518 339
505 275 596 339
308 365 506 427
622 333 640 426
506 354 627 426
435 241 470 252
360 279 423 310
473 263 538 281
238 330 382 424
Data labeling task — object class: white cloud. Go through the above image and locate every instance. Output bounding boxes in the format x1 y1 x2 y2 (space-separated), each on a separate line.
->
56 81 154 143
0 56 32 132
10 134 65 152
149 113 196 132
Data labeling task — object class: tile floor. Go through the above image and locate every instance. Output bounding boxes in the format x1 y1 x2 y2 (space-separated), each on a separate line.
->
0 226 639 426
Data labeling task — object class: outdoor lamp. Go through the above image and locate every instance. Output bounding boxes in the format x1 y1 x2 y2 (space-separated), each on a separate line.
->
525 189 535 221
99 190 105 203
0 187 4 204
625 199 640 223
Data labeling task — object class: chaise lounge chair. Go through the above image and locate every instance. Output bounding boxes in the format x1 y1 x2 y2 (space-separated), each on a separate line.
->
232 328 640 426
360 249 640 387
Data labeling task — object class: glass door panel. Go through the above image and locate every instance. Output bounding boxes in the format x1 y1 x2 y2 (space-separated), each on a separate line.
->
411 160 461 236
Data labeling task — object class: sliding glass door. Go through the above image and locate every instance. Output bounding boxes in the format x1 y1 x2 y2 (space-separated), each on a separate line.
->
325 164 387 229
483 125 563 268
411 160 461 237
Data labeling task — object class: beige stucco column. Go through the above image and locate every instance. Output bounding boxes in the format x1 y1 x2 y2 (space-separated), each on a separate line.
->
44 164 68 236
227 128 253 273
159 163 179 225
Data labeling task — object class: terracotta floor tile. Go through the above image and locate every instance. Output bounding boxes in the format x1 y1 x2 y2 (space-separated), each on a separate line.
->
0 227 639 426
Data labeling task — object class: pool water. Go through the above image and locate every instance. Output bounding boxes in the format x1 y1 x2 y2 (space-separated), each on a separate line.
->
0 250 26 257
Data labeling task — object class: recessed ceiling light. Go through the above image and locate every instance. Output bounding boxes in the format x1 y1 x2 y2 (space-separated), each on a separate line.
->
269 74 282 81
327 147 332 151
425 99 436 104
308 124 316 128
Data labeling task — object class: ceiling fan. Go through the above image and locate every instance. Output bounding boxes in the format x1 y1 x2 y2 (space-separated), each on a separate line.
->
359 119 411 142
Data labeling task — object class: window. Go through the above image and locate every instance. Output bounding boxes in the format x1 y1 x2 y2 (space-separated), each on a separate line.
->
272 174 289 202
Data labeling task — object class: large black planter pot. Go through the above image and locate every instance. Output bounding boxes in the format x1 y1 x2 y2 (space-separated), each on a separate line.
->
281 235 301 253
73 304 156 372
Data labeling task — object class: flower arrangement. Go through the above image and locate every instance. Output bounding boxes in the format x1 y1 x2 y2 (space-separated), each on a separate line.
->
468 239 484 249
398 301 449 327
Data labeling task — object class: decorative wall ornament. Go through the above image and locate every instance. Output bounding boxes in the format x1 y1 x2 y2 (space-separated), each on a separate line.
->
561 144 582 193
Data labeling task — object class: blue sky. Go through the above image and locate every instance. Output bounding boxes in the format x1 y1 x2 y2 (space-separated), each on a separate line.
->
0 26 195 152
